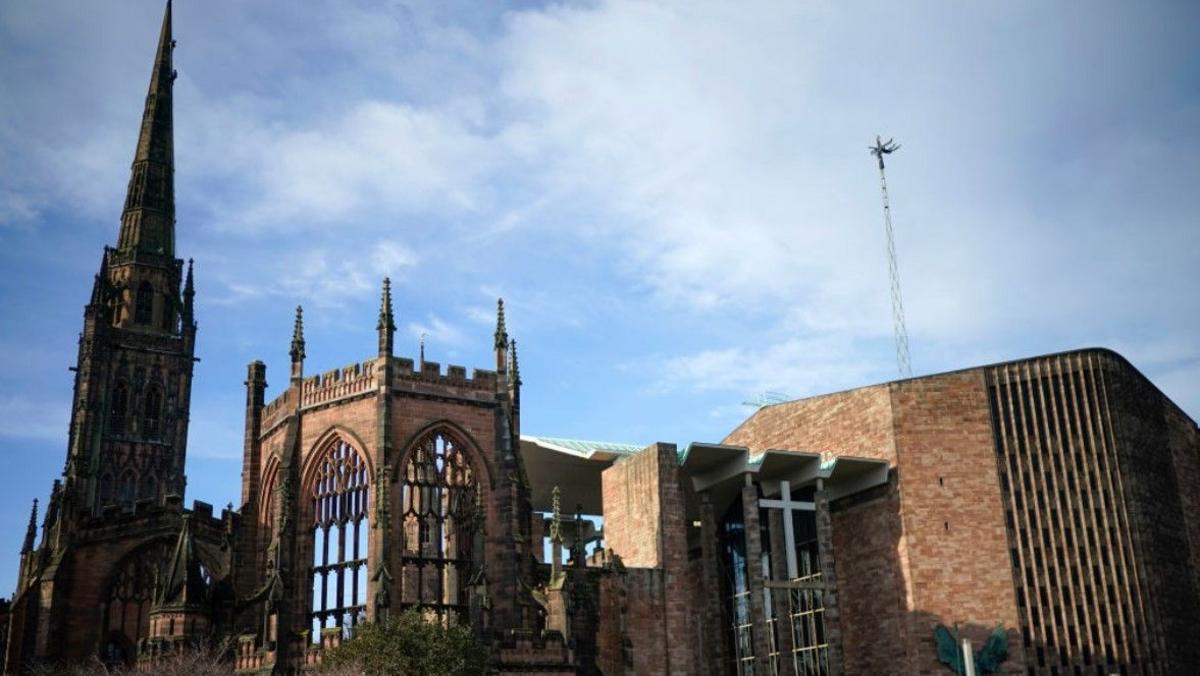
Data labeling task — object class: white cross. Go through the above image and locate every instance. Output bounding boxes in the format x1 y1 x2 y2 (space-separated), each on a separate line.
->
758 480 814 580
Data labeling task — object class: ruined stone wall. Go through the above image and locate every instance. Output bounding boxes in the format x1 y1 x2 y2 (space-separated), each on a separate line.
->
599 442 694 674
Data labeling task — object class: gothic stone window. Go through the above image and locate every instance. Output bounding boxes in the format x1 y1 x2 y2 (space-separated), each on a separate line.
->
101 540 172 666
399 429 482 622
119 471 137 507
310 439 370 640
159 292 173 330
110 381 129 433
99 473 115 507
144 385 162 439
135 282 153 325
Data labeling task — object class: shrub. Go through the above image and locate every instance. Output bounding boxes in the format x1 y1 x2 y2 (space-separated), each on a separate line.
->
321 609 489 676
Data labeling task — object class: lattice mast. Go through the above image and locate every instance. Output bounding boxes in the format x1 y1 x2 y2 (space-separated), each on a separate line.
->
869 135 912 379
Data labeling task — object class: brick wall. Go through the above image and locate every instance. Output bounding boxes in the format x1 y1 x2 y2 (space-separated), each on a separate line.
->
600 442 695 674
891 371 1022 674
723 369 1023 674
831 479 908 675
602 445 664 569
1105 354 1200 672
724 384 895 462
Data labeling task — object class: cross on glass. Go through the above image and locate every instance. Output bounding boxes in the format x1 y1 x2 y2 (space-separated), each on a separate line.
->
758 480 814 580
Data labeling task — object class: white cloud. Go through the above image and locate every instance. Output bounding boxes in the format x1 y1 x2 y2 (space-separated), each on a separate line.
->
655 334 881 401
407 315 468 350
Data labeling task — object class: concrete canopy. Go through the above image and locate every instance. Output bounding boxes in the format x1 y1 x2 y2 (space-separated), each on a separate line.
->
520 435 643 514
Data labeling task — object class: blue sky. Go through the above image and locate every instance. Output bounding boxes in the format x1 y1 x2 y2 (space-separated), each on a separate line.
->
1 1 1197 593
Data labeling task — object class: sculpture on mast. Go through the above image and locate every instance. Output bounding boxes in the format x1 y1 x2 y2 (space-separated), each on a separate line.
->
869 135 912 378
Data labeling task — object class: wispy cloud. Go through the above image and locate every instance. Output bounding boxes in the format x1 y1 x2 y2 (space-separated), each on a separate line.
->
0 396 68 442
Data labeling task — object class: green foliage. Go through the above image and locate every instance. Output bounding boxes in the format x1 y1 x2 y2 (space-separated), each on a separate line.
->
321 609 490 676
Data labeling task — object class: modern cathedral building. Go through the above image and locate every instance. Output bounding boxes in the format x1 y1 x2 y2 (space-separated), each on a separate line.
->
5 4 1200 676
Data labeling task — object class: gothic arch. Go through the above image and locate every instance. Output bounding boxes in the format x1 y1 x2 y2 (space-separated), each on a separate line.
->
258 454 280 527
393 423 490 620
110 380 130 434
301 425 374 489
143 384 163 440
98 535 209 665
301 435 371 640
393 420 494 488
134 282 153 325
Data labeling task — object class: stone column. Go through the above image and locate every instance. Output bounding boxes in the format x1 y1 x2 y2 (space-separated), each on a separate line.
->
741 480 773 669
768 507 798 676
699 492 726 670
814 479 845 676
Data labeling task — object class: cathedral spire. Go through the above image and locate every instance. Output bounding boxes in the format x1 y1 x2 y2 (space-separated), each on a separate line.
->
116 0 176 256
377 277 395 357
21 499 37 554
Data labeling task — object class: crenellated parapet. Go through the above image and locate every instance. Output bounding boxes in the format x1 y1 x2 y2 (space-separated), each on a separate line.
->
388 357 499 394
301 360 378 407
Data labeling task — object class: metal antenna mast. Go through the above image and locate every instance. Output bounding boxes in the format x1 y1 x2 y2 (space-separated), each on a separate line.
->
869 135 912 379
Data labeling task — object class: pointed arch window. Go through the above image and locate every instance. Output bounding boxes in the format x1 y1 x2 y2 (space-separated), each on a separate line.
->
111 381 129 433
140 474 158 502
101 540 171 666
144 386 162 439
309 439 369 640
399 429 483 621
135 282 153 325
119 471 136 507
99 473 115 507
159 292 173 330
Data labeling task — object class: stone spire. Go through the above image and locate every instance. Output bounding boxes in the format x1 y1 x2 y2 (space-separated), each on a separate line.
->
289 305 305 382
116 0 177 256
377 278 395 357
494 298 509 373
495 298 509 348
182 258 195 327
88 248 111 309
509 340 522 387
289 306 305 362
21 499 37 554
156 516 208 608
